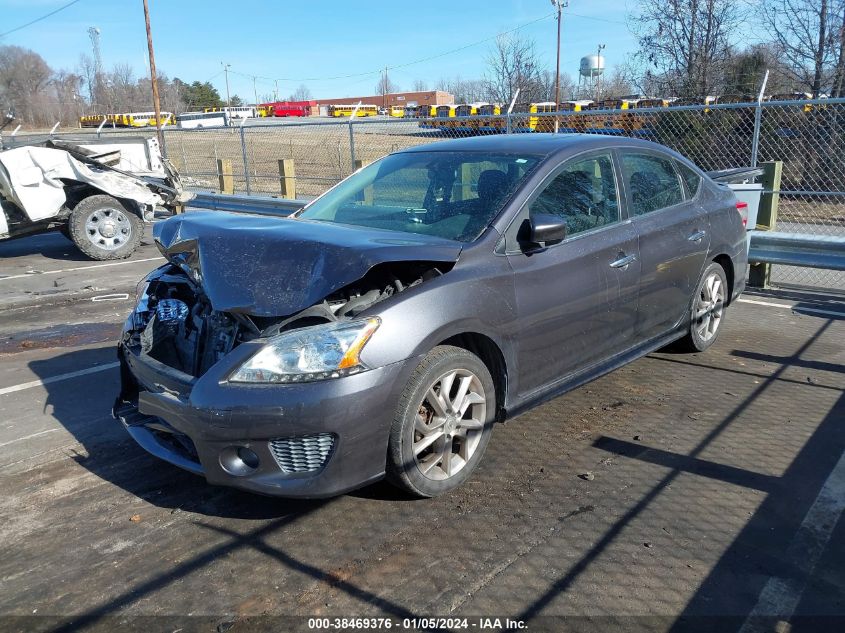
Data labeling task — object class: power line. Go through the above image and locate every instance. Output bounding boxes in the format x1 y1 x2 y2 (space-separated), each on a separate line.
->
227 11 557 84
564 11 627 26
0 0 85 38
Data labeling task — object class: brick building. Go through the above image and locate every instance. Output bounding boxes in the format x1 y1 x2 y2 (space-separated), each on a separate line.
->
314 90 454 109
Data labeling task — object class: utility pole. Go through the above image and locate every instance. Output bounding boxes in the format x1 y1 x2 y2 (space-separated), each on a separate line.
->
142 0 164 149
383 67 389 108
222 62 231 107
252 75 258 106
88 27 103 111
551 0 568 132
274 79 279 102
596 43 606 102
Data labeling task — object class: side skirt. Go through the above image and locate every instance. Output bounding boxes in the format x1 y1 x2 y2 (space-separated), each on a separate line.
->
503 328 686 421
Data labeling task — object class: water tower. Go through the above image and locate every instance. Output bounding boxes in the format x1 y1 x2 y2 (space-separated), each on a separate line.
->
578 46 605 101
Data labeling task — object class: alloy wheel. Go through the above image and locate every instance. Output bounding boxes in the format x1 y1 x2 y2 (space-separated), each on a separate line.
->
695 271 725 342
412 368 487 481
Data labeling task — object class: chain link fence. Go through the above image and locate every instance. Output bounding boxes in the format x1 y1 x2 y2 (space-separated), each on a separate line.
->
6 101 841 290
159 101 844 290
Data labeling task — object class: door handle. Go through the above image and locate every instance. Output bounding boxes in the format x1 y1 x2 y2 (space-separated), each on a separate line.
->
687 230 707 242
610 253 637 269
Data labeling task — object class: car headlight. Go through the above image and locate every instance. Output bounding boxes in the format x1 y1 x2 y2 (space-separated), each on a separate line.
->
229 318 380 383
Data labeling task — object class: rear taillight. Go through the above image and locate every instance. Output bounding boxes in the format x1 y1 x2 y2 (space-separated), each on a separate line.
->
736 200 749 227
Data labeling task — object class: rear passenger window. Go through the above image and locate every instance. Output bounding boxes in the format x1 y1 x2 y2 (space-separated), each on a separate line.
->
529 152 620 237
676 161 702 198
621 153 684 216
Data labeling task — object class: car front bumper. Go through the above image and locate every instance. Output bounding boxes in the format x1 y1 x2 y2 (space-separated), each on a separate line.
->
114 341 416 498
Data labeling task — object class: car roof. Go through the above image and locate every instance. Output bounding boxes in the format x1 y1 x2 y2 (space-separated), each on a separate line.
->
399 133 674 159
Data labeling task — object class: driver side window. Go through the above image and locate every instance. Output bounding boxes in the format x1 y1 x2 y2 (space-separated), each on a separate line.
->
530 153 620 237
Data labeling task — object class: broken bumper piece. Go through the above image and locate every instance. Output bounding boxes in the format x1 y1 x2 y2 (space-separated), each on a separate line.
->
114 343 413 498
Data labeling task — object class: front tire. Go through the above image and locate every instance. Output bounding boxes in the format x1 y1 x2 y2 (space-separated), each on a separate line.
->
386 346 496 498
68 195 143 261
676 262 728 353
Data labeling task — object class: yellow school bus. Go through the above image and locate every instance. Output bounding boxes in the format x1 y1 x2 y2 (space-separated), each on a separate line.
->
453 104 487 132
769 92 815 112
476 104 503 132
424 104 455 131
389 105 405 117
416 104 440 129
79 114 107 128
511 102 557 132
328 104 379 117
669 96 717 112
632 98 670 108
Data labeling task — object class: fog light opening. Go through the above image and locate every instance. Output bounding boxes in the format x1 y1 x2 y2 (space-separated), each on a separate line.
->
219 446 260 476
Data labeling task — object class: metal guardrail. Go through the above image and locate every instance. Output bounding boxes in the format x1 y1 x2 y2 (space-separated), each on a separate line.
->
189 192 306 217
749 232 845 271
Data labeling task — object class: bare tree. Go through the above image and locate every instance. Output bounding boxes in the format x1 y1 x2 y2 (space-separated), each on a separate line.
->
827 0 845 96
721 44 794 95
0 45 53 123
630 0 743 97
599 67 635 99
540 70 576 101
763 0 836 97
77 54 98 111
374 72 398 99
288 84 313 101
50 70 84 122
484 33 546 104
436 76 487 103
412 79 428 92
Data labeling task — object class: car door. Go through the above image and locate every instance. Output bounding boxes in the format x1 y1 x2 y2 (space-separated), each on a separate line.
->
619 150 711 342
505 150 641 398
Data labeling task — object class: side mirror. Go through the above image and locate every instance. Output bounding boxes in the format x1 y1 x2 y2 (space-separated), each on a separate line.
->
526 213 568 244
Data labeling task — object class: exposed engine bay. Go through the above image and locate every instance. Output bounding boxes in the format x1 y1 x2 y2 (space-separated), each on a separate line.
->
125 260 452 377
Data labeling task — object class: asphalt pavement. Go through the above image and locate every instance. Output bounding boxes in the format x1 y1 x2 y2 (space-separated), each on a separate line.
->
1 228 844 633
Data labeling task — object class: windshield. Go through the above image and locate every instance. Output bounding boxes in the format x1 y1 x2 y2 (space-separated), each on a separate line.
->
296 151 541 242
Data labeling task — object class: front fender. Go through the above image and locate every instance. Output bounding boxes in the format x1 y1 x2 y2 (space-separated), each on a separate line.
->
359 257 520 401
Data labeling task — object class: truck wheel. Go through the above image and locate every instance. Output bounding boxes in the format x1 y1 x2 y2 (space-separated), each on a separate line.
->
68 195 143 260
386 345 496 498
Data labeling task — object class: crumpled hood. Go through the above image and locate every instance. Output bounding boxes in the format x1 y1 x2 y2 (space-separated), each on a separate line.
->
154 211 462 317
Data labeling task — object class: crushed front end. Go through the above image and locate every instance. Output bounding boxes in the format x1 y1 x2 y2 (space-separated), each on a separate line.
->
114 239 454 497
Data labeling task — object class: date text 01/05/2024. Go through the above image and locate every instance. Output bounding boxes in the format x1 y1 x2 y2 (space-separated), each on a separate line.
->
307 617 527 630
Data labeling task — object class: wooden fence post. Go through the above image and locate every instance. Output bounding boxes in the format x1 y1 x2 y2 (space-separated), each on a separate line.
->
354 160 373 204
217 159 233 194
278 159 296 199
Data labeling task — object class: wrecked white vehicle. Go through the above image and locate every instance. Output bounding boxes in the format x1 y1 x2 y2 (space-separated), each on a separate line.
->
0 136 191 260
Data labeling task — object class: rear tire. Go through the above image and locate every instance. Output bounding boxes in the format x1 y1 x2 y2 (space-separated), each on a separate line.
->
386 346 496 498
675 262 728 353
68 195 143 261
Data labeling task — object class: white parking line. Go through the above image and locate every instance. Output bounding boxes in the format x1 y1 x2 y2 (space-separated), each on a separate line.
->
738 298 845 318
0 257 164 282
0 362 120 396
0 428 60 448
738 449 845 631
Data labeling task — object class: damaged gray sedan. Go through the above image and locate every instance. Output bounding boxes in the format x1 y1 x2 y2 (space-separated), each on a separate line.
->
114 134 747 498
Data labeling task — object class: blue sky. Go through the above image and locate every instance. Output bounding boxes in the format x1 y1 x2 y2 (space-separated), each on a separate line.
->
1 0 642 100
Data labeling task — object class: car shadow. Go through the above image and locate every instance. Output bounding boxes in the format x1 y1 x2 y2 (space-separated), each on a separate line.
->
0 228 157 263
0 231 91 262
27 346 327 520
